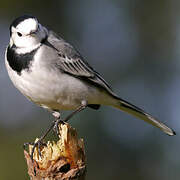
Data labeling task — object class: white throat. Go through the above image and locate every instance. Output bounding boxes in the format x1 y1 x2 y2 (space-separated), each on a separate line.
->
15 43 41 54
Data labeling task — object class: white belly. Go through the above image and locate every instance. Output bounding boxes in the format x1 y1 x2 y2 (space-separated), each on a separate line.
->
5 59 107 110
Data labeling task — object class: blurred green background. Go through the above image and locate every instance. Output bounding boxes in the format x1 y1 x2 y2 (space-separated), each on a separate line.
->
0 0 180 179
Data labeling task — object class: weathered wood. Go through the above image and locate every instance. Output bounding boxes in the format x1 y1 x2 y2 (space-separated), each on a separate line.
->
24 123 86 180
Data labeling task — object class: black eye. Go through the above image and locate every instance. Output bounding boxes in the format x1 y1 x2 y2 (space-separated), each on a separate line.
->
17 32 22 37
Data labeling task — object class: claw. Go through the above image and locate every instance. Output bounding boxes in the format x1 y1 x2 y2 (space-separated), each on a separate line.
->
23 140 45 176
53 119 65 136
30 139 47 160
24 139 46 163
38 143 42 158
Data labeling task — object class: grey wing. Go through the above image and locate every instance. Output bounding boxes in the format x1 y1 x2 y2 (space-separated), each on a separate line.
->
46 30 116 96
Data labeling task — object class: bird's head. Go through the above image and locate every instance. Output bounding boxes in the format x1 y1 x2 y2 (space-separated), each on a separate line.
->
9 15 47 50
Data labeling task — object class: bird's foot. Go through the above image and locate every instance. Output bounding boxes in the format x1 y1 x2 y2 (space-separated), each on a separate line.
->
23 139 46 175
52 111 65 136
24 138 46 160
53 119 65 136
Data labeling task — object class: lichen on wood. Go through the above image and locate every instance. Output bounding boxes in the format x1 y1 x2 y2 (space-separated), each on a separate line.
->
24 123 86 180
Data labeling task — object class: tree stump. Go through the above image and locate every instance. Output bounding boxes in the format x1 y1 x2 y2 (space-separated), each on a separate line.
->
24 123 86 180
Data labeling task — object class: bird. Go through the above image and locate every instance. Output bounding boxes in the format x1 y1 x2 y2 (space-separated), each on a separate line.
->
5 15 175 144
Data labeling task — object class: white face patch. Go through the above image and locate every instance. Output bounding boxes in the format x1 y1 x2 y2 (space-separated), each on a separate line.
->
16 18 38 35
10 18 48 50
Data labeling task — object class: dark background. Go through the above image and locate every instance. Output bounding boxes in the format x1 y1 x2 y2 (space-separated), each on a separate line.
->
0 0 179 179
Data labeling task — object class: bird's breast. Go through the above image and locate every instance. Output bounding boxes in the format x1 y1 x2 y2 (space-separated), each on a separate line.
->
5 45 109 110
6 58 102 110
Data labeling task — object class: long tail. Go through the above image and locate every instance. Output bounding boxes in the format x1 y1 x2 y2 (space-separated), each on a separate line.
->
112 97 175 136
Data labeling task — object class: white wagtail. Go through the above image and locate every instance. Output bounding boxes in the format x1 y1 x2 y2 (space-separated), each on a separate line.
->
5 15 175 142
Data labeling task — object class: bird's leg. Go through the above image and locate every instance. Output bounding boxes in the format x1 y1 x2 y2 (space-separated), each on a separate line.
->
53 100 88 135
24 100 87 173
23 120 56 160
23 113 62 175
64 100 87 122
52 111 64 136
